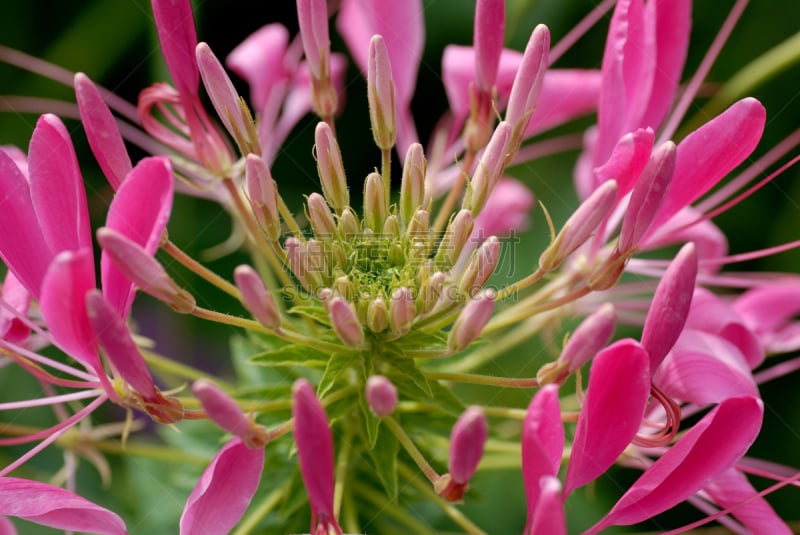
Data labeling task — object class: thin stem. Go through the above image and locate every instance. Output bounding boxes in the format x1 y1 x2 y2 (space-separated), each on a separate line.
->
383 416 439 484
276 194 305 239
485 285 590 333
352 480 438 535
381 147 392 213
396 463 488 535
431 151 476 236
92 440 208 465
424 371 538 389
162 239 240 299
495 267 545 301
232 479 292 535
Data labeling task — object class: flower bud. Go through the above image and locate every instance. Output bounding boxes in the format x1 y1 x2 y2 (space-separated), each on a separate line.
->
192 379 268 448
314 122 349 213
338 207 360 238
464 121 512 215
389 287 415 336
292 378 342 534
307 192 337 240
436 406 488 502
196 42 260 156
365 375 398 417
364 172 387 232
618 141 675 253
368 35 397 150
296 0 338 117
505 25 550 150
417 271 446 314
334 275 355 302
233 264 281 330
641 242 698 371
406 209 430 244
539 180 618 271
245 154 281 241
326 297 365 348
97 228 195 314
437 209 474 267
367 297 389 333
474 0 504 93
458 236 500 297
537 304 616 384
382 214 401 240
448 289 495 352
400 143 426 227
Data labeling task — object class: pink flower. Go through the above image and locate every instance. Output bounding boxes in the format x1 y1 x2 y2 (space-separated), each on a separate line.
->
0 477 127 534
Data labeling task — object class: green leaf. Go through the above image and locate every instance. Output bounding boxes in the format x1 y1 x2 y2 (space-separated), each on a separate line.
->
317 353 357 398
249 345 328 367
389 358 432 397
393 329 448 352
358 392 381 448
366 425 399 500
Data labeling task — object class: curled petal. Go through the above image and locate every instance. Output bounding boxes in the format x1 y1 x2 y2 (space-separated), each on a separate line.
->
0 477 126 535
180 438 264 535
588 396 764 533
151 0 199 99
0 271 31 344
734 283 800 355
593 128 654 199
226 24 291 112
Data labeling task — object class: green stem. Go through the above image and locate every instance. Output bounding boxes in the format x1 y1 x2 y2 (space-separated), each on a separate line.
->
424 371 538 388
93 440 208 465
396 463 488 535
232 479 291 535
485 285 590 333
381 147 392 213
162 239 240 299
352 480 438 535
383 416 439 484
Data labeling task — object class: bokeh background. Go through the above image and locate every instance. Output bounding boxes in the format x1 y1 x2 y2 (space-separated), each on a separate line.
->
1 0 799 533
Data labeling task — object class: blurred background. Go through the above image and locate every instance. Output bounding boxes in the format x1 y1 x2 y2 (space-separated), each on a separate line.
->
1 0 799 533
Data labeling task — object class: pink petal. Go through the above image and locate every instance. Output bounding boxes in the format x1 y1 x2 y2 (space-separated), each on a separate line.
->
654 329 758 405
641 208 729 270
180 438 264 535
593 128 654 198
687 288 763 368
0 477 126 535
0 517 16 535
734 283 800 355
651 98 766 231
151 0 199 99
595 0 649 164
589 396 763 533
473 0 504 92
522 384 564 529
0 148 50 296
85 289 157 400
704 469 792 535
639 0 690 129
527 476 567 535
74 73 132 190
28 114 91 256
226 24 291 112
564 339 650 496
0 271 31 344
40 249 99 374
101 156 173 319
337 0 423 109
525 69 602 135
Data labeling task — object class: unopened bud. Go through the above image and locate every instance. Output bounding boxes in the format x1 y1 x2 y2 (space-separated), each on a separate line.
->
367 35 397 150
464 121 512 215
538 304 616 384
641 242 697 371
234 265 281 330
418 271 446 314
307 192 337 239
338 207 360 238
97 228 195 313
326 297 365 348
193 379 267 448
334 275 354 301
458 236 500 297
539 180 618 271
245 154 281 241
196 42 260 156
296 0 337 117
448 289 495 352
389 287 415 336
437 210 474 267
436 406 488 501
618 141 675 253
406 209 430 244
400 143 427 227
505 25 550 150
364 172 387 232
474 0 504 93
314 122 349 213
365 375 398 417
367 297 389 333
